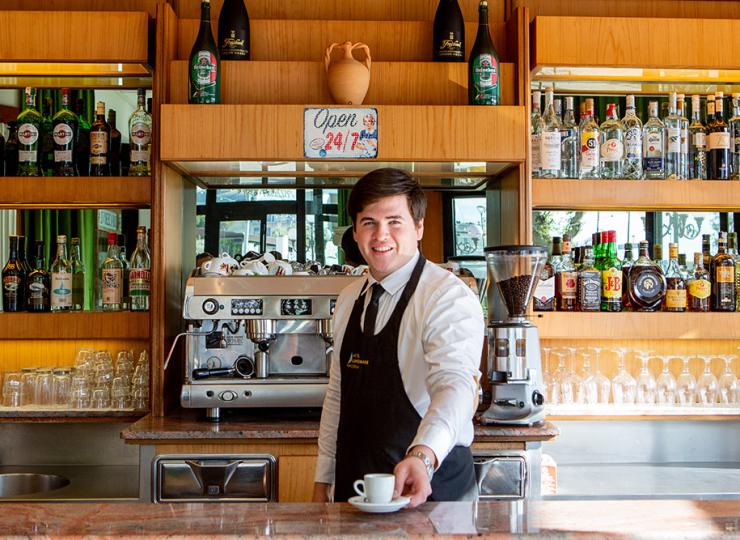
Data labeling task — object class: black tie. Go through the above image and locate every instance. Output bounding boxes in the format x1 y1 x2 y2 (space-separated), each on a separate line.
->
363 283 384 337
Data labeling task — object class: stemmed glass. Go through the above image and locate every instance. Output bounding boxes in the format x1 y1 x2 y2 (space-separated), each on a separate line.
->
551 351 572 405
541 347 556 405
655 356 677 406
565 347 584 405
610 348 636 405
585 347 611 404
635 353 657 405
695 355 719 405
577 352 593 405
676 356 697 406
718 355 737 405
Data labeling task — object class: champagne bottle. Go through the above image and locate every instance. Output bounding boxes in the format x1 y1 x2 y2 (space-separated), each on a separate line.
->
468 0 499 106
432 0 464 62
189 0 221 104
218 0 250 60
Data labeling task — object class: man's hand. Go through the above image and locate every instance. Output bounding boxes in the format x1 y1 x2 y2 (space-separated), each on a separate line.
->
312 482 332 502
393 446 436 508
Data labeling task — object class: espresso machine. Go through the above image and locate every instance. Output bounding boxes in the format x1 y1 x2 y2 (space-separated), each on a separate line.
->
479 245 547 426
180 275 361 421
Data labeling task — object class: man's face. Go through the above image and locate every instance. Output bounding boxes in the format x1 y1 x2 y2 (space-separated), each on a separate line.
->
353 194 424 281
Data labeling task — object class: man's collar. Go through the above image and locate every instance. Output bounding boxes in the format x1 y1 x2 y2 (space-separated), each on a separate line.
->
367 251 420 296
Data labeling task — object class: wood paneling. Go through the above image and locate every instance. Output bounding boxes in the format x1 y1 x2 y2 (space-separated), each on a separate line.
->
0 312 149 340
1 0 158 16
513 0 740 20
177 19 509 62
0 11 149 63
421 191 444 263
532 16 740 71
159 104 526 162
0 177 151 209
168 61 516 106
278 455 317 502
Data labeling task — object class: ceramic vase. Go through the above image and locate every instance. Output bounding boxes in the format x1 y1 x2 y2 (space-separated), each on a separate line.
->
324 41 371 105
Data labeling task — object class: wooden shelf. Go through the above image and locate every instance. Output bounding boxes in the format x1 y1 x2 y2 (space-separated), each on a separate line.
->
532 178 740 211
168 61 516 106
547 404 740 420
0 410 147 423
0 312 150 340
536 312 740 340
0 177 151 209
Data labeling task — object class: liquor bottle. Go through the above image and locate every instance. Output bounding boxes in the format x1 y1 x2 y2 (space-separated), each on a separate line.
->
665 92 684 179
129 226 151 312
4 121 18 176
706 95 716 130
117 234 130 310
89 101 110 176
531 91 542 178
712 232 736 311
600 230 622 312
128 89 152 177
533 237 557 312
578 98 600 179
677 94 690 179
555 234 577 311
52 88 79 176
688 95 708 180
189 0 221 104
599 102 625 179
50 235 72 312
702 233 712 269
107 110 122 176
17 235 31 274
730 93 740 180
728 232 740 312
554 98 563 123
622 95 643 179
102 233 123 311
40 96 54 176
687 252 711 312
663 243 687 312
2 236 26 312
17 87 43 177
593 231 603 268
621 241 635 309
643 101 666 179
628 240 667 312
468 1 499 106
653 242 667 274
709 92 731 180
577 246 600 312
74 97 91 176
433 0 464 62
539 87 561 178
678 253 689 282
560 96 578 178
0 127 4 176
218 0 250 60
26 240 50 312
70 237 85 311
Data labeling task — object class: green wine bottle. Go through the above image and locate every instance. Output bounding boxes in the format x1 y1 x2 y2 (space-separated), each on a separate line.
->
17 88 43 176
468 0 500 106
189 0 221 104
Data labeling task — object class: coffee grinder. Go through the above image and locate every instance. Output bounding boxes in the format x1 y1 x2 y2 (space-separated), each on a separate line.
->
480 245 547 426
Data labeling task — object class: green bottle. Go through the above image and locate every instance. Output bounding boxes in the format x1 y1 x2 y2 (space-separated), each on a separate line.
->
468 0 499 106
189 0 221 104
16 87 43 176
600 230 623 312
52 88 79 176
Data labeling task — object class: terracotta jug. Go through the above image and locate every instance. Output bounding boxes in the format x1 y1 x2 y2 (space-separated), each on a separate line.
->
324 42 371 105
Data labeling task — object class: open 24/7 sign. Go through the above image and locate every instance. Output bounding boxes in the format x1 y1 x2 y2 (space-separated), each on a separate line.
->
304 107 378 159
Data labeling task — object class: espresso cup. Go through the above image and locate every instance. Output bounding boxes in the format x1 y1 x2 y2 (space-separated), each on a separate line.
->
353 473 395 504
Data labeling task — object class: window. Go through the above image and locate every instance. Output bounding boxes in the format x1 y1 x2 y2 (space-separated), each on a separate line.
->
444 195 487 259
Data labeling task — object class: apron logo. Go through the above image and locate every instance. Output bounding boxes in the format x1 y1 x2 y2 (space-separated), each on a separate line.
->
346 352 369 370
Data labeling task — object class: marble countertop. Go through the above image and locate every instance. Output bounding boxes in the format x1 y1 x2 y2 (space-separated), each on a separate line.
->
2 499 739 538
121 409 559 443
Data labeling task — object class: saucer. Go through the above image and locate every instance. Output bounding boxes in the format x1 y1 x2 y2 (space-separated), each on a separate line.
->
348 495 411 514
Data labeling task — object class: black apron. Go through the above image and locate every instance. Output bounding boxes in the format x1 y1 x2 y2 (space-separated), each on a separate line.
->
334 254 476 502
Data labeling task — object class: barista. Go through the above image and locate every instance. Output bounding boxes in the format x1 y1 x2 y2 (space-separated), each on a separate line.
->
313 168 484 507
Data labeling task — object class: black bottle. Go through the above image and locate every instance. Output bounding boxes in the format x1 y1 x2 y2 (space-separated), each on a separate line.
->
27 240 50 312
107 109 122 176
17 235 31 274
2 236 26 312
74 98 90 176
433 0 465 62
709 92 730 180
5 121 18 176
0 127 4 176
218 0 250 60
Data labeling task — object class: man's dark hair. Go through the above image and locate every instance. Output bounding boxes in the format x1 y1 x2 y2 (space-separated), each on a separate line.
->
340 227 367 266
348 168 427 226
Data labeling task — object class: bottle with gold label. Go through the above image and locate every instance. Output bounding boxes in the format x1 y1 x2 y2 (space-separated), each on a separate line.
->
712 232 736 311
687 252 711 312
600 230 622 312
628 240 666 312
556 234 577 311
663 243 686 312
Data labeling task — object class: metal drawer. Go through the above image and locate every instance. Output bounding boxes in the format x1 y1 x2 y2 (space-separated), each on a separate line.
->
473 454 527 500
154 454 276 502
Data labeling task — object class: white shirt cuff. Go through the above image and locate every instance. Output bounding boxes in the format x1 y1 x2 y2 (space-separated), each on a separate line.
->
410 427 454 471
314 454 337 484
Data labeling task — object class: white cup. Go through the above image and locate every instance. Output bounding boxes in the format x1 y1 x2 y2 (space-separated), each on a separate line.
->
353 473 395 504
202 253 239 276
240 259 268 275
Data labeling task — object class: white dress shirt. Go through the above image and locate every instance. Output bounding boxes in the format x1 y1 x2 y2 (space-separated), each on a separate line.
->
315 251 484 484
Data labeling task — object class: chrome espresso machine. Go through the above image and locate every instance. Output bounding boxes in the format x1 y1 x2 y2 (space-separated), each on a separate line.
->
181 275 361 421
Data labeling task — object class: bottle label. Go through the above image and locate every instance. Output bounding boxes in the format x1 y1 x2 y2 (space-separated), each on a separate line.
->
667 127 681 153
28 280 48 300
18 150 37 163
531 133 541 171
18 123 39 146
734 136 740 152
540 131 561 170
681 128 689 154
708 132 731 150
533 275 555 310
665 289 687 309
716 266 734 283
579 271 601 310
53 123 74 146
51 273 72 308
580 131 599 167
601 267 622 298
131 122 152 146
625 127 642 159
600 138 624 162
632 271 664 303
3 275 20 294
688 279 711 299
559 271 577 299
90 131 109 162
221 30 248 57
645 132 663 157
437 33 463 59
54 150 73 163
471 55 498 105
131 149 151 163
102 268 122 305
693 132 706 149
129 269 151 295
192 50 218 92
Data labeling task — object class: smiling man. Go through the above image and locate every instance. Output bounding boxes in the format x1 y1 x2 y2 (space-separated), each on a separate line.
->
313 168 484 507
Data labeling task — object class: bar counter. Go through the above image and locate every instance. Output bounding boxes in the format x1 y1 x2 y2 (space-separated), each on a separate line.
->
3 499 739 538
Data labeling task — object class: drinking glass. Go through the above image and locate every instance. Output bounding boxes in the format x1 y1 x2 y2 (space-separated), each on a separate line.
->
655 356 677 406
718 355 737 405
69 375 91 409
20 367 38 407
2 372 22 407
111 377 131 409
565 347 584 405
551 351 570 404
635 354 657 405
585 347 611 404
676 356 697 406
610 348 636 405
33 368 54 407
131 385 149 410
578 352 596 404
90 386 111 409
52 368 72 407
541 347 556 405
695 355 719 405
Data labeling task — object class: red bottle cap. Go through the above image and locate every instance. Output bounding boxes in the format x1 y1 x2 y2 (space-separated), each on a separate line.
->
108 232 117 245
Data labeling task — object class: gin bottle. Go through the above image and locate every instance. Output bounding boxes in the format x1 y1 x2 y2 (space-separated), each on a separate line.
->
599 103 625 179
554 98 563 123
688 95 708 180
643 101 666 179
622 95 643 179
531 91 542 178
665 92 684 179
539 87 562 178
578 98 600 179
677 94 690 179
560 96 578 178
729 93 740 179
50 235 72 312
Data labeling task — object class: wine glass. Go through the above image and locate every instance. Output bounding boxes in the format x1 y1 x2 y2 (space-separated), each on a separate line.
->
695 355 719 405
576 352 593 405
676 356 697 406
718 355 737 405
541 347 556 405
635 353 657 405
655 356 677 406
551 351 572 405
565 347 584 405
611 348 636 405
586 347 611 404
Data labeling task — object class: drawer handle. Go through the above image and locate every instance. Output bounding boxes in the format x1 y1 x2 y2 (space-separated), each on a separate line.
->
185 460 242 496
